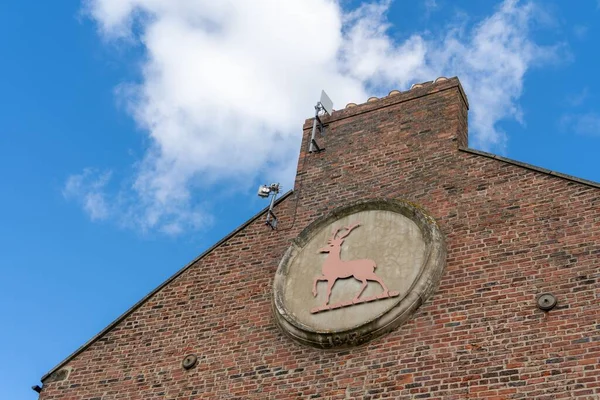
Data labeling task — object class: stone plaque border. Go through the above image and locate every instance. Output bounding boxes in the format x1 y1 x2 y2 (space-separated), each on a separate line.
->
273 198 446 348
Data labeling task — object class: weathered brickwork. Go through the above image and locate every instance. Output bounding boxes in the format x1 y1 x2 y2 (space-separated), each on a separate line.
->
39 77 600 399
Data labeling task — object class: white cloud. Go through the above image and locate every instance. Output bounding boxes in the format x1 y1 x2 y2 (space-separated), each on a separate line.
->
76 0 564 234
424 0 439 17
432 0 565 149
560 113 600 136
63 169 112 221
339 1 428 88
566 87 589 107
573 24 589 40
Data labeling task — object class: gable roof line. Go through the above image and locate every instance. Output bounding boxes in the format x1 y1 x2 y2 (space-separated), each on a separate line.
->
460 147 600 190
41 148 599 384
41 190 294 384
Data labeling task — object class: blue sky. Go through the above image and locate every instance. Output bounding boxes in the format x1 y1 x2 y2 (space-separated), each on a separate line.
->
1 0 599 398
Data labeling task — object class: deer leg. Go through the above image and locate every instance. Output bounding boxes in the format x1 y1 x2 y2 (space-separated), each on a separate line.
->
312 276 327 297
353 279 368 302
369 276 389 296
325 279 337 305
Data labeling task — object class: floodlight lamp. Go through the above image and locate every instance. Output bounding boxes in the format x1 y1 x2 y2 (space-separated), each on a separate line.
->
257 182 281 230
257 185 271 198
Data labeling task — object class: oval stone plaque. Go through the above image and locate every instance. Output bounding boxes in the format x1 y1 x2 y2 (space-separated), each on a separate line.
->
273 199 446 348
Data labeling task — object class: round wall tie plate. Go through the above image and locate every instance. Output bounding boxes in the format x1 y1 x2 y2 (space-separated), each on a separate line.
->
537 293 557 311
182 354 198 370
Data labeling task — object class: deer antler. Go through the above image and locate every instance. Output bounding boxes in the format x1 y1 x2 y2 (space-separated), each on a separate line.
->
330 226 342 242
334 222 360 240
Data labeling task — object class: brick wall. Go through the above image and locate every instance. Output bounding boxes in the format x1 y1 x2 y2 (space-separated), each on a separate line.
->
40 77 600 399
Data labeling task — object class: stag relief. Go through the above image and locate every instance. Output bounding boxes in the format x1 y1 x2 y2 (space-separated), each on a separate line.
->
311 222 399 314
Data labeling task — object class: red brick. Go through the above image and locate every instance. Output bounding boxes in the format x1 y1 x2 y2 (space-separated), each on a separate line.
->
39 77 600 399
